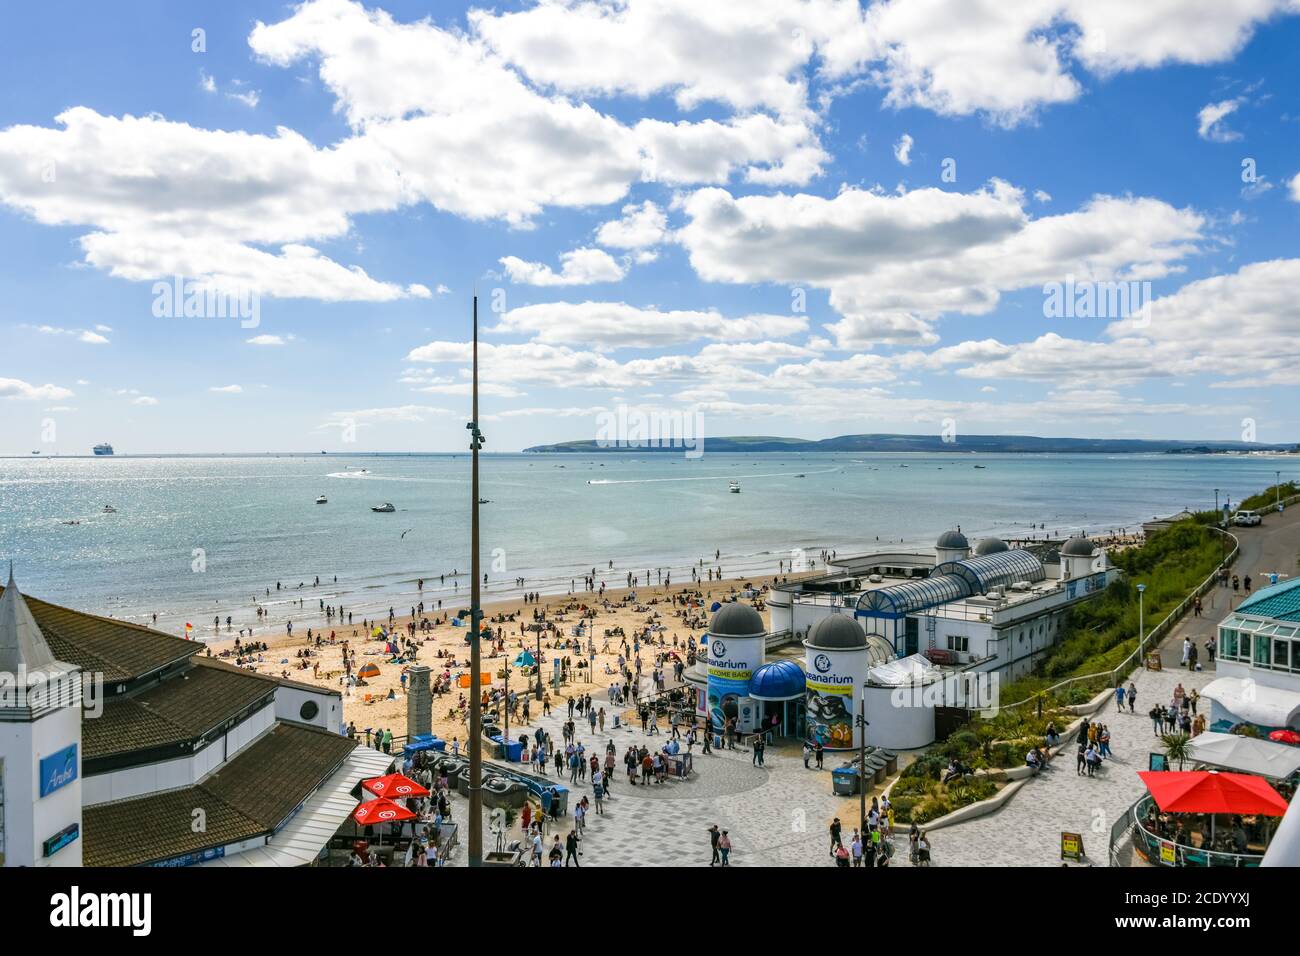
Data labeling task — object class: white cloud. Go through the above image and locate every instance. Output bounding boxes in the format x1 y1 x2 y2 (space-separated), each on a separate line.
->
28 324 110 344
1197 98 1243 142
1289 172 1300 202
893 133 913 166
822 0 1299 126
319 404 452 429
679 181 1203 347
209 384 243 394
0 377 74 401
246 333 292 346
131 395 159 406
916 258 1300 390
226 89 261 109
490 301 807 349
500 248 627 286
199 70 217 94
595 200 668 249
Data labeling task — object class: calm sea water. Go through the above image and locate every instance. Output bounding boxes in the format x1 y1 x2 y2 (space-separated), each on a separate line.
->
0 452 1290 637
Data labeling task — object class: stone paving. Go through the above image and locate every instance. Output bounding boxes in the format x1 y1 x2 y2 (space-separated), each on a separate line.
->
928 660 1215 867
432 675 867 866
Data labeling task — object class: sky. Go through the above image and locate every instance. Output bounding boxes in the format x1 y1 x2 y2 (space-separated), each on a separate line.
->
1 0 1299 454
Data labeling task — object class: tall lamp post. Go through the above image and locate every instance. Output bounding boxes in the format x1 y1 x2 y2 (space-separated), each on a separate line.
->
1136 583 1147 668
466 295 486 867
856 699 870 834
1277 471 1283 513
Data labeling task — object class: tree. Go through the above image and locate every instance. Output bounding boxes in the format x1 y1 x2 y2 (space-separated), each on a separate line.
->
1161 732 1192 770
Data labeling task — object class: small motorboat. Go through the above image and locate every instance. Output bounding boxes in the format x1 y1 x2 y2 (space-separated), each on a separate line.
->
102 505 117 513
728 480 741 494
315 495 328 504
372 503 396 513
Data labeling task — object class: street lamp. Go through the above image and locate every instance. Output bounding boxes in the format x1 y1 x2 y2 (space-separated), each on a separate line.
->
1136 583 1147 668
466 294 486 867
856 699 870 835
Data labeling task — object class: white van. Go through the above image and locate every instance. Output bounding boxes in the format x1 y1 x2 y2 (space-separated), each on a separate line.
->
1232 510 1262 527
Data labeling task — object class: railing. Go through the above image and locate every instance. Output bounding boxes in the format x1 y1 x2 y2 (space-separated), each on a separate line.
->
1128 795 1264 868
998 527 1239 711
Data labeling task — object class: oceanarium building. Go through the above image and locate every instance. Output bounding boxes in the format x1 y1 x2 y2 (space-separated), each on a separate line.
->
685 529 1120 751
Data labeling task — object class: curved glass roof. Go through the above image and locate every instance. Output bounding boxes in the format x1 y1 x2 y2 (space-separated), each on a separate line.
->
857 573 969 616
934 549 1044 593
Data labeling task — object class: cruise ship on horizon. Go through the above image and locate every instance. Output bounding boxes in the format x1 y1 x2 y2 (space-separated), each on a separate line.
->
92 442 114 456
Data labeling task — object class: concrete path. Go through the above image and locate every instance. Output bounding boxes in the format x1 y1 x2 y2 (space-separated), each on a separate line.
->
929 506 1300 867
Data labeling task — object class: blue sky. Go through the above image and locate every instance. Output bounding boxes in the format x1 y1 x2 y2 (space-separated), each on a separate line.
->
2 0 1299 454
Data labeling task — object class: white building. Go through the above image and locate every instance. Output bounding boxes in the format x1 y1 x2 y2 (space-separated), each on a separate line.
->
1203 577 1300 733
771 530 1119 684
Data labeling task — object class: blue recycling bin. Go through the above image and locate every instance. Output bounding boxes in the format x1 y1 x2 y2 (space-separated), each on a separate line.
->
832 765 861 796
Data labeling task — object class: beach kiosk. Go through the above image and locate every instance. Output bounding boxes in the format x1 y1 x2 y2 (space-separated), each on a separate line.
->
747 660 807 740
705 602 767 743
803 614 883 751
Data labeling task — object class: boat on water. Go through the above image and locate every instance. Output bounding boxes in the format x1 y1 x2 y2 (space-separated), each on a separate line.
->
31 450 40 455
974 464 986 469
371 502 396 513
315 495 328 504
728 480 741 494
102 505 117 514
92 442 114 456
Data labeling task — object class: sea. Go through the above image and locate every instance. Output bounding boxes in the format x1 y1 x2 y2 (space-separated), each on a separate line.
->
0 451 1290 639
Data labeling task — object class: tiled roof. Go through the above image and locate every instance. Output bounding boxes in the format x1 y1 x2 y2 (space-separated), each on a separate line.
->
203 721 357 829
84 657 277 761
83 787 253 868
1236 577 1300 622
83 722 358 867
0 586 199 683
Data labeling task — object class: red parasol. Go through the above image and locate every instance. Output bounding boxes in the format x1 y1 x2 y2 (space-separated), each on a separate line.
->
1268 729 1300 746
1138 770 1289 816
362 772 429 799
353 797 416 826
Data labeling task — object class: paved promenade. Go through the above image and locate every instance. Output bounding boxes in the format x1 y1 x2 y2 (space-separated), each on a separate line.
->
931 508 1300 867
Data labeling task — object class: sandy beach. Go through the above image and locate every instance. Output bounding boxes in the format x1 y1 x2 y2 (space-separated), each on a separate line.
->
202 571 814 745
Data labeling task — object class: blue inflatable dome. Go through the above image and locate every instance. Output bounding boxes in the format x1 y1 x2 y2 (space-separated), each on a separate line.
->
748 660 806 701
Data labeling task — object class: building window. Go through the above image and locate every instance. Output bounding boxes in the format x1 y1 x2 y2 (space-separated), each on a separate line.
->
1274 639 1293 671
1220 629 1238 660
946 634 968 653
299 700 319 721
1254 634 1271 667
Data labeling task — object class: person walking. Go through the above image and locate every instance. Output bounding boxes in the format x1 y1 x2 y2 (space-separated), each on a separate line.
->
708 824 721 866
1115 684 1125 713
718 830 732 866
829 817 843 855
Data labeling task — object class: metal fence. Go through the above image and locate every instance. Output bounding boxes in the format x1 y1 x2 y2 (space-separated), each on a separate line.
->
999 526 1240 712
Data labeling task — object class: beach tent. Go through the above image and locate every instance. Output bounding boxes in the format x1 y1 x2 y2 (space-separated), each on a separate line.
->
514 650 536 667
357 662 381 679
710 602 722 612
371 626 386 639
362 772 430 799
1138 770 1290 816
352 797 416 826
